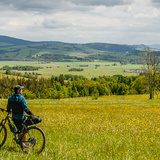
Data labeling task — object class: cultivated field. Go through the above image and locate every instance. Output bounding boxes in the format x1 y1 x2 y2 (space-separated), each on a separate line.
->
0 61 142 79
0 95 159 159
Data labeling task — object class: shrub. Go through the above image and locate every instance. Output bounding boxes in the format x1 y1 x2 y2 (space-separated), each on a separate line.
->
91 89 99 100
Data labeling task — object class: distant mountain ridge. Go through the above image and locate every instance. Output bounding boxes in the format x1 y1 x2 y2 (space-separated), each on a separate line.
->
148 44 160 50
0 35 156 63
0 35 66 46
0 35 35 45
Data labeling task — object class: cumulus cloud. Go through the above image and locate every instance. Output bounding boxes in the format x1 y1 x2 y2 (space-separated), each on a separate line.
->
68 0 132 6
151 0 160 7
0 0 68 12
0 0 160 44
0 0 133 12
42 18 72 29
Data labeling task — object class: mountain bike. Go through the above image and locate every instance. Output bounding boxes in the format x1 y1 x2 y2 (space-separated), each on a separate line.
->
0 108 46 154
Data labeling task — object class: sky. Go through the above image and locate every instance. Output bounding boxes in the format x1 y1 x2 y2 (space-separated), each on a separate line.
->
0 0 160 45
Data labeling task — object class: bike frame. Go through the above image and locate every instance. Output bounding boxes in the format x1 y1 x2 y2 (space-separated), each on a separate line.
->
0 109 28 144
0 108 46 153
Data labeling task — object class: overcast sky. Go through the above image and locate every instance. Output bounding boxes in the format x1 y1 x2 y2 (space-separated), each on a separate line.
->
0 0 160 45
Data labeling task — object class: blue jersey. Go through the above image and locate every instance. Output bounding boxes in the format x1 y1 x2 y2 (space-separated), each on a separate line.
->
7 94 28 119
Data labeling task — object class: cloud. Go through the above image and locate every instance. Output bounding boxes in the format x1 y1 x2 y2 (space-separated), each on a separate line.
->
0 0 133 13
151 0 160 7
0 0 160 44
42 18 72 29
68 0 132 6
0 0 68 12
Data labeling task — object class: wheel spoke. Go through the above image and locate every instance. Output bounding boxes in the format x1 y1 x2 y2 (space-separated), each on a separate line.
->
20 126 45 154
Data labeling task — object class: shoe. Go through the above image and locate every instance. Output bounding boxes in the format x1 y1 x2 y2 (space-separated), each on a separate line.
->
23 142 31 148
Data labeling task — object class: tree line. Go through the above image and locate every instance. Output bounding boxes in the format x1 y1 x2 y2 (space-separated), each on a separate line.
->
0 65 43 71
0 73 156 99
5 70 42 79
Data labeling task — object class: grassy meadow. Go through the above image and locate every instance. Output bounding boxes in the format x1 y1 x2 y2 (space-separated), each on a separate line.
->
0 95 159 159
0 61 142 79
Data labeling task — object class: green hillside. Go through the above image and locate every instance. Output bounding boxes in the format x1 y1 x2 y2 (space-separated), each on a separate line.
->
0 35 149 63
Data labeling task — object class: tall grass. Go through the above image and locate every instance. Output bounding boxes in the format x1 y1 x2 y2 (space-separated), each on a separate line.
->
0 95 159 159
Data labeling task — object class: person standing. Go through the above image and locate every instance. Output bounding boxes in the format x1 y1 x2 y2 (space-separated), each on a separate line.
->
7 85 34 132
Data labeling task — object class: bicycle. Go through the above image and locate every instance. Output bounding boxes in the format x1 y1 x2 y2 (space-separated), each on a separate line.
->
0 108 46 154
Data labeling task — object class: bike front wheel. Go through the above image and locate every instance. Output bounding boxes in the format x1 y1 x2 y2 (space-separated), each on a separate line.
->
0 123 7 147
20 126 46 154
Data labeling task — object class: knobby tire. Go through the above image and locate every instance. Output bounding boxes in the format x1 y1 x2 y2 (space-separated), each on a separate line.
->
0 123 7 147
20 126 46 154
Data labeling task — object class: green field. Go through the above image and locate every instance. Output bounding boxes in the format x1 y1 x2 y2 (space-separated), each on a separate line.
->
0 61 142 79
0 95 159 159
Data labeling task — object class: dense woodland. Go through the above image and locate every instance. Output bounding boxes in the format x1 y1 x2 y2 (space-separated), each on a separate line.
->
0 73 155 99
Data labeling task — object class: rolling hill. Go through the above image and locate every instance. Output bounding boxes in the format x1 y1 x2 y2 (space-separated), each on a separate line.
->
0 35 151 63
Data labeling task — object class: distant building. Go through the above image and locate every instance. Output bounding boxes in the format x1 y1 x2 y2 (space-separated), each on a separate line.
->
125 69 145 73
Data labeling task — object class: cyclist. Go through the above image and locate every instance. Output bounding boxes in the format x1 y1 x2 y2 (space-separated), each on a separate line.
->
7 85 34 134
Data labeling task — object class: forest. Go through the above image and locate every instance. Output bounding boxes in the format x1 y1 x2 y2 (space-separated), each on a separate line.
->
0 73 153 99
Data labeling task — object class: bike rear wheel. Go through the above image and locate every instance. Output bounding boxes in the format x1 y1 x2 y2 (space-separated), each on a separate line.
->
0 123 7 147
20 126 46 154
